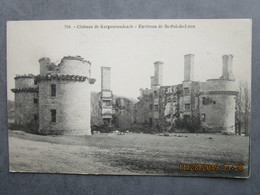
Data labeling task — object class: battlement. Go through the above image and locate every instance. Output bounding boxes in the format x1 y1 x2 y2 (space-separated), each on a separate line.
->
202 78 237 92
35 74 96 84
15 74 35 79
14 74 36 89
39 56 92 76
11 87 38 93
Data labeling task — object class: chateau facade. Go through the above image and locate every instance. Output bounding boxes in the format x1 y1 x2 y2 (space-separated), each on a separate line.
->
133 54 238 134
11 54 239 135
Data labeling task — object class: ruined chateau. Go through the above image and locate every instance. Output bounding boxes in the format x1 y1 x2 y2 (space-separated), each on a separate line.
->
133 54 238 134
11 54 238 135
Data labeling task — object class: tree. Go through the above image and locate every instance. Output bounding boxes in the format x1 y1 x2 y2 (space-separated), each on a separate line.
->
236 81 251 136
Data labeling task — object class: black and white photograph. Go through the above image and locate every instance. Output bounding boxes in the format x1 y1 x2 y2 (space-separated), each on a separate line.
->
7 19 251 177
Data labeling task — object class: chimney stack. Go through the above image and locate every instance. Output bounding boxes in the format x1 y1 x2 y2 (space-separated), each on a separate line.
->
150 76 155 88
101 67 111 91
222 55 235 80
184 54 194 81
154 61 163 86
39 57 51 75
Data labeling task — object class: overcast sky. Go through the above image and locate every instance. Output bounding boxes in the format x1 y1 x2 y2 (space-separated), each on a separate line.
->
7 19 251 100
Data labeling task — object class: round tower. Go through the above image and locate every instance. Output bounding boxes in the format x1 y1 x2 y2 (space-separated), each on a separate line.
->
36 56 95 135
39 57 51 75
199 55 238 134
11 74 38 131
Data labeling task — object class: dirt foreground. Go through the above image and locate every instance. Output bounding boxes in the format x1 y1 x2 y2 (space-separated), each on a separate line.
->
9 130 250 177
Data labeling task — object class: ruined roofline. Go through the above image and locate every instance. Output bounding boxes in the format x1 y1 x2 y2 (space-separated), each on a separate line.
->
184 53 195 56
101 66 111 70
101 89 113 92
200 90 238 95
11 87 38 93
39 56 91 66
222 54 233 58
154 61 163 64
35 74 96 84
208 78 236 82
160 84 180 88
60 56 91 65
14 74 35 79
38 57 50 62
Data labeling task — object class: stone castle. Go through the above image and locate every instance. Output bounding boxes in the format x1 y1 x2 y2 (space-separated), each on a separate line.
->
12 56 95 135
11 54 238 135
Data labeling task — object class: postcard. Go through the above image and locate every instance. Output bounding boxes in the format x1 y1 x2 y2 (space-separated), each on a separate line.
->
7 19 251 177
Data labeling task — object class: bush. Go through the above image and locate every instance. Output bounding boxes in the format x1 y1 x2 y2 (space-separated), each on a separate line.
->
91 124 115 134
175 117 200 133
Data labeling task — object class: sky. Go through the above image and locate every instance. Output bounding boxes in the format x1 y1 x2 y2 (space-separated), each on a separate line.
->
7 19 251 100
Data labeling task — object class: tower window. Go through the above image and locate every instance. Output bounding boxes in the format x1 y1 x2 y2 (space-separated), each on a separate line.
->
149 118 153 125
51 109 56 122
51 84 56 97
202 97 206 105
183 87 189 95
103 100 111 106
34 98 38 104
185 103 191 110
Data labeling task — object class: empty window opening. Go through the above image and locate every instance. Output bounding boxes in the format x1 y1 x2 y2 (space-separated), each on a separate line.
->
51 109 56 122
103 100 111 106
201 114 206 122
51 84 56 97
183 87 189 95
149 118 153 125
185 103 191 110
202 97 206 105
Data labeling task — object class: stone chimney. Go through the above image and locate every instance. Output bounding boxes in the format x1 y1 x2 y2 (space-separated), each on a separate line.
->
154 61 163 86
39 57 51 75
222 55 235 80
184 54 194 81
101 67 111 91
150 76 155 89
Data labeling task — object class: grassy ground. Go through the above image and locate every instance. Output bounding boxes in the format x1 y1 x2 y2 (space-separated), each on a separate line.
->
8 130 250 177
